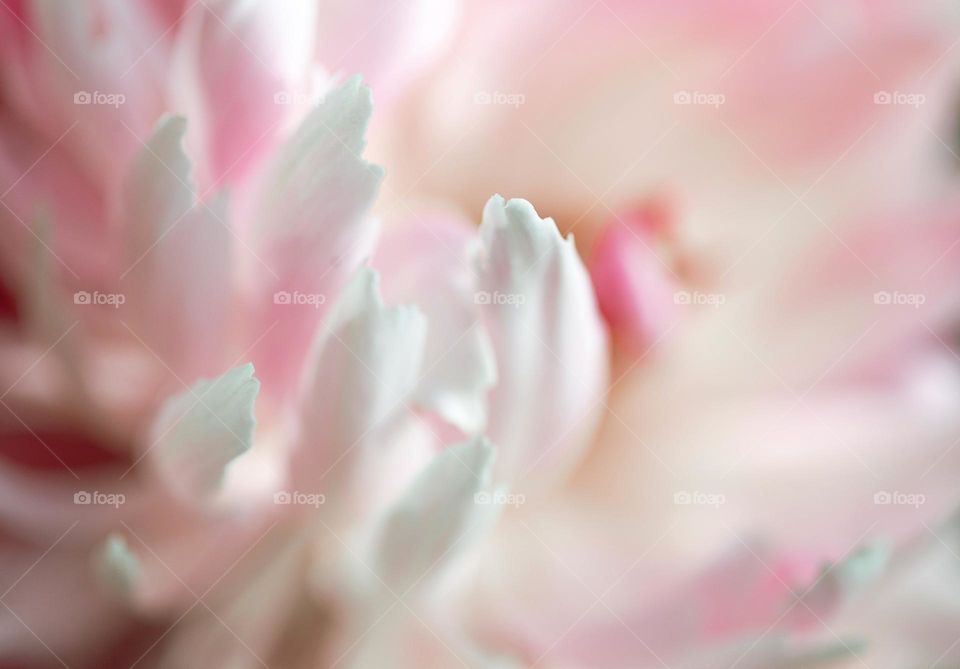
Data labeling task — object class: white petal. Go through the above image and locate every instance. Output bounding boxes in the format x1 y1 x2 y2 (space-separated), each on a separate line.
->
373 213 496 435
149 363 260 502
122 115 232 378
476 195 608 490
247 76 385 397
291 266 427 505
371 436 495 595
122 114 192 238
98 533 140 593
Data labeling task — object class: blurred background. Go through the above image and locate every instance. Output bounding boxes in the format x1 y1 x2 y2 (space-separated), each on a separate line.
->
2 1 960 667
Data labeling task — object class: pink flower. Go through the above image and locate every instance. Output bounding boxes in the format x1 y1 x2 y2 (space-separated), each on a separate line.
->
381 0 960 666
0 1 469 666
2 1 960 668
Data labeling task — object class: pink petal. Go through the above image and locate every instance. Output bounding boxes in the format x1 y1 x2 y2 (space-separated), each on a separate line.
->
245 77 384 402
169 0 318 189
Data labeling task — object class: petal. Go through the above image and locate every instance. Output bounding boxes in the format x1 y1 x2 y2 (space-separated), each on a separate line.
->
589 202 681 356
8 0 167 193
95 506 279 617
122 114 192 249
169 0 318 188
372 210 496 435
248 76 384 400
476 195 608 489
826 511 960 668
0 107 109 284
148 363 260 502
98 532 140 593
314 0 460 103
122 114 233 379
478 511 859 668
290 266 427 512
765 195 960 387
797 541 891 628
371 436 495 595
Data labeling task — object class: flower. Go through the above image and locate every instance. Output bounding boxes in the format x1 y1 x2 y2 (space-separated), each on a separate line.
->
2 1 960 668
0 1 462 666
381 0 960 666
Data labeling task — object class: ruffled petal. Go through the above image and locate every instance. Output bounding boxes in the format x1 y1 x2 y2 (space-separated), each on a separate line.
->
148 363 259 502
476 195 608 490
247 76 384 400
290 266 427 515
121 114 233 378
372 210 496 435
370 436 495 595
